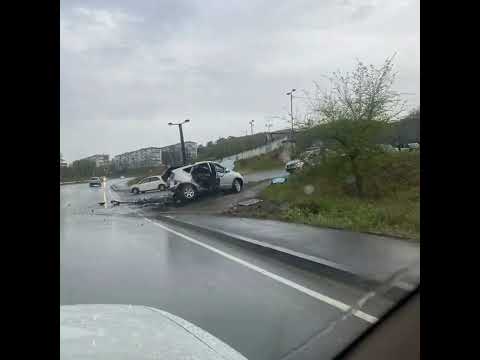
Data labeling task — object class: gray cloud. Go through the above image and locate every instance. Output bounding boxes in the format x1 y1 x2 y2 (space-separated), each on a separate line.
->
61 0 419 162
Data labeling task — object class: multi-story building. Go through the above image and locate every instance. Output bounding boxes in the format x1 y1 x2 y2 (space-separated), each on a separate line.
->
161 141 198 167
184 141 198 163
112 142 198 170
112 147 163 169
81 154 110 168
60 153 68 168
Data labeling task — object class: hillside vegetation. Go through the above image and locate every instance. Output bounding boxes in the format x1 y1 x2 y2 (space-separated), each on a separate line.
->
197 132 287 161
234 149 286 174
262 151 420 239
230 57 420 240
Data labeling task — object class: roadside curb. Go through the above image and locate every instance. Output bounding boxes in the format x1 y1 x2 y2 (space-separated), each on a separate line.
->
155 214 413 298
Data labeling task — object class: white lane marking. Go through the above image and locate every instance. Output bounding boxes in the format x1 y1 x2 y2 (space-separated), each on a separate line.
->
102 182 108 208
144 217 378 324
103 180 121 206
169 218 353 273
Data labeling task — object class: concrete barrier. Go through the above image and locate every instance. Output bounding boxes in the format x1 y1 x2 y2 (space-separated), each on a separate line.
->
218 137 288 170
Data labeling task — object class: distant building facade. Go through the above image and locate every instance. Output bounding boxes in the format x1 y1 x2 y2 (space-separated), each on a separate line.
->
60 156 68 168
112 147 163 170
112 142 198 170
81 154 110 167
161 142 198 167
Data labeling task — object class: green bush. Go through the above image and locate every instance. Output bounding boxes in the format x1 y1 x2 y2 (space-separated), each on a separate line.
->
262 151 420 240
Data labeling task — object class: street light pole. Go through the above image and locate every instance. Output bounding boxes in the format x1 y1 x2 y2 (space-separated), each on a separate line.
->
265 117 273 143
286 89 296 136
249 120 255 135
168 119 190 165
265 119 273 132
178 124 186 165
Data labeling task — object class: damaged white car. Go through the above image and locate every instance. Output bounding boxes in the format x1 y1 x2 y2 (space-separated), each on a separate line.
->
163 161 245 202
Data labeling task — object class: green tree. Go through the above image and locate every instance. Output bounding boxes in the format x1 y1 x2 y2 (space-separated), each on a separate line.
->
71 159 96 178
314 55 406 197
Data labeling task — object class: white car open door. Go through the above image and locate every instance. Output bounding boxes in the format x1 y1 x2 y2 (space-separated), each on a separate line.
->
212 163 231 189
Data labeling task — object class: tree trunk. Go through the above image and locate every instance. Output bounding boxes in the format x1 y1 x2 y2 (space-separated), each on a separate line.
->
351 157 364 197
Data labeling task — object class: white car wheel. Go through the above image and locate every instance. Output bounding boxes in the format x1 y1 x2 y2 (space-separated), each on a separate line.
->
179 184 197 201
232 179 242 193
185 187 195 199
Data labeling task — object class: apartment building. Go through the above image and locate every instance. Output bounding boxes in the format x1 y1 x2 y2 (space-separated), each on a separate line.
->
81 154 110 167
112 142 198 169
112 147 163 169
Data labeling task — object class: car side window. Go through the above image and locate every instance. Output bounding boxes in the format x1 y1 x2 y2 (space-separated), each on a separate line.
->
151 177 159 182
213 163 225 173
140 178 149 184
194 163 211 174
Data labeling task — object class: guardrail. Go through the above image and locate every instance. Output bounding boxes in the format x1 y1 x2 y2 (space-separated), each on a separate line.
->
60 180 89 185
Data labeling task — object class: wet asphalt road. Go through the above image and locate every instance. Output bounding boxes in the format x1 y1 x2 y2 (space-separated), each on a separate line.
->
60 179 385 360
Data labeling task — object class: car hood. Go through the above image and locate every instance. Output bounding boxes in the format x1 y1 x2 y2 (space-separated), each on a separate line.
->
61 304 247 360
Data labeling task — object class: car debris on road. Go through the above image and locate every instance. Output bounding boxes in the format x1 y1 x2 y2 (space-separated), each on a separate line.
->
238 198 263 206
98 196 173 208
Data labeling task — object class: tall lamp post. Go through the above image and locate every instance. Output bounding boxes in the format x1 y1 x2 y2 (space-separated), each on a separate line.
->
286 88 296 138
265 117 273 143
168 119 190 165
249 119 255 135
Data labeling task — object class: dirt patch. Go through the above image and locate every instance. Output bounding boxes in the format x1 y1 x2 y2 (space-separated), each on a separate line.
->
223 198 289 220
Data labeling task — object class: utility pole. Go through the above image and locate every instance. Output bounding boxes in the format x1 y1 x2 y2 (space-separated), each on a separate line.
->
265 117 273 143
249 120 255 135
286 89 296 137
168 119 190 165
265 117 273 132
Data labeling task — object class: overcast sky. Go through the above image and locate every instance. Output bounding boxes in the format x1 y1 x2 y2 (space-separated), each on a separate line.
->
60 0 419 162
